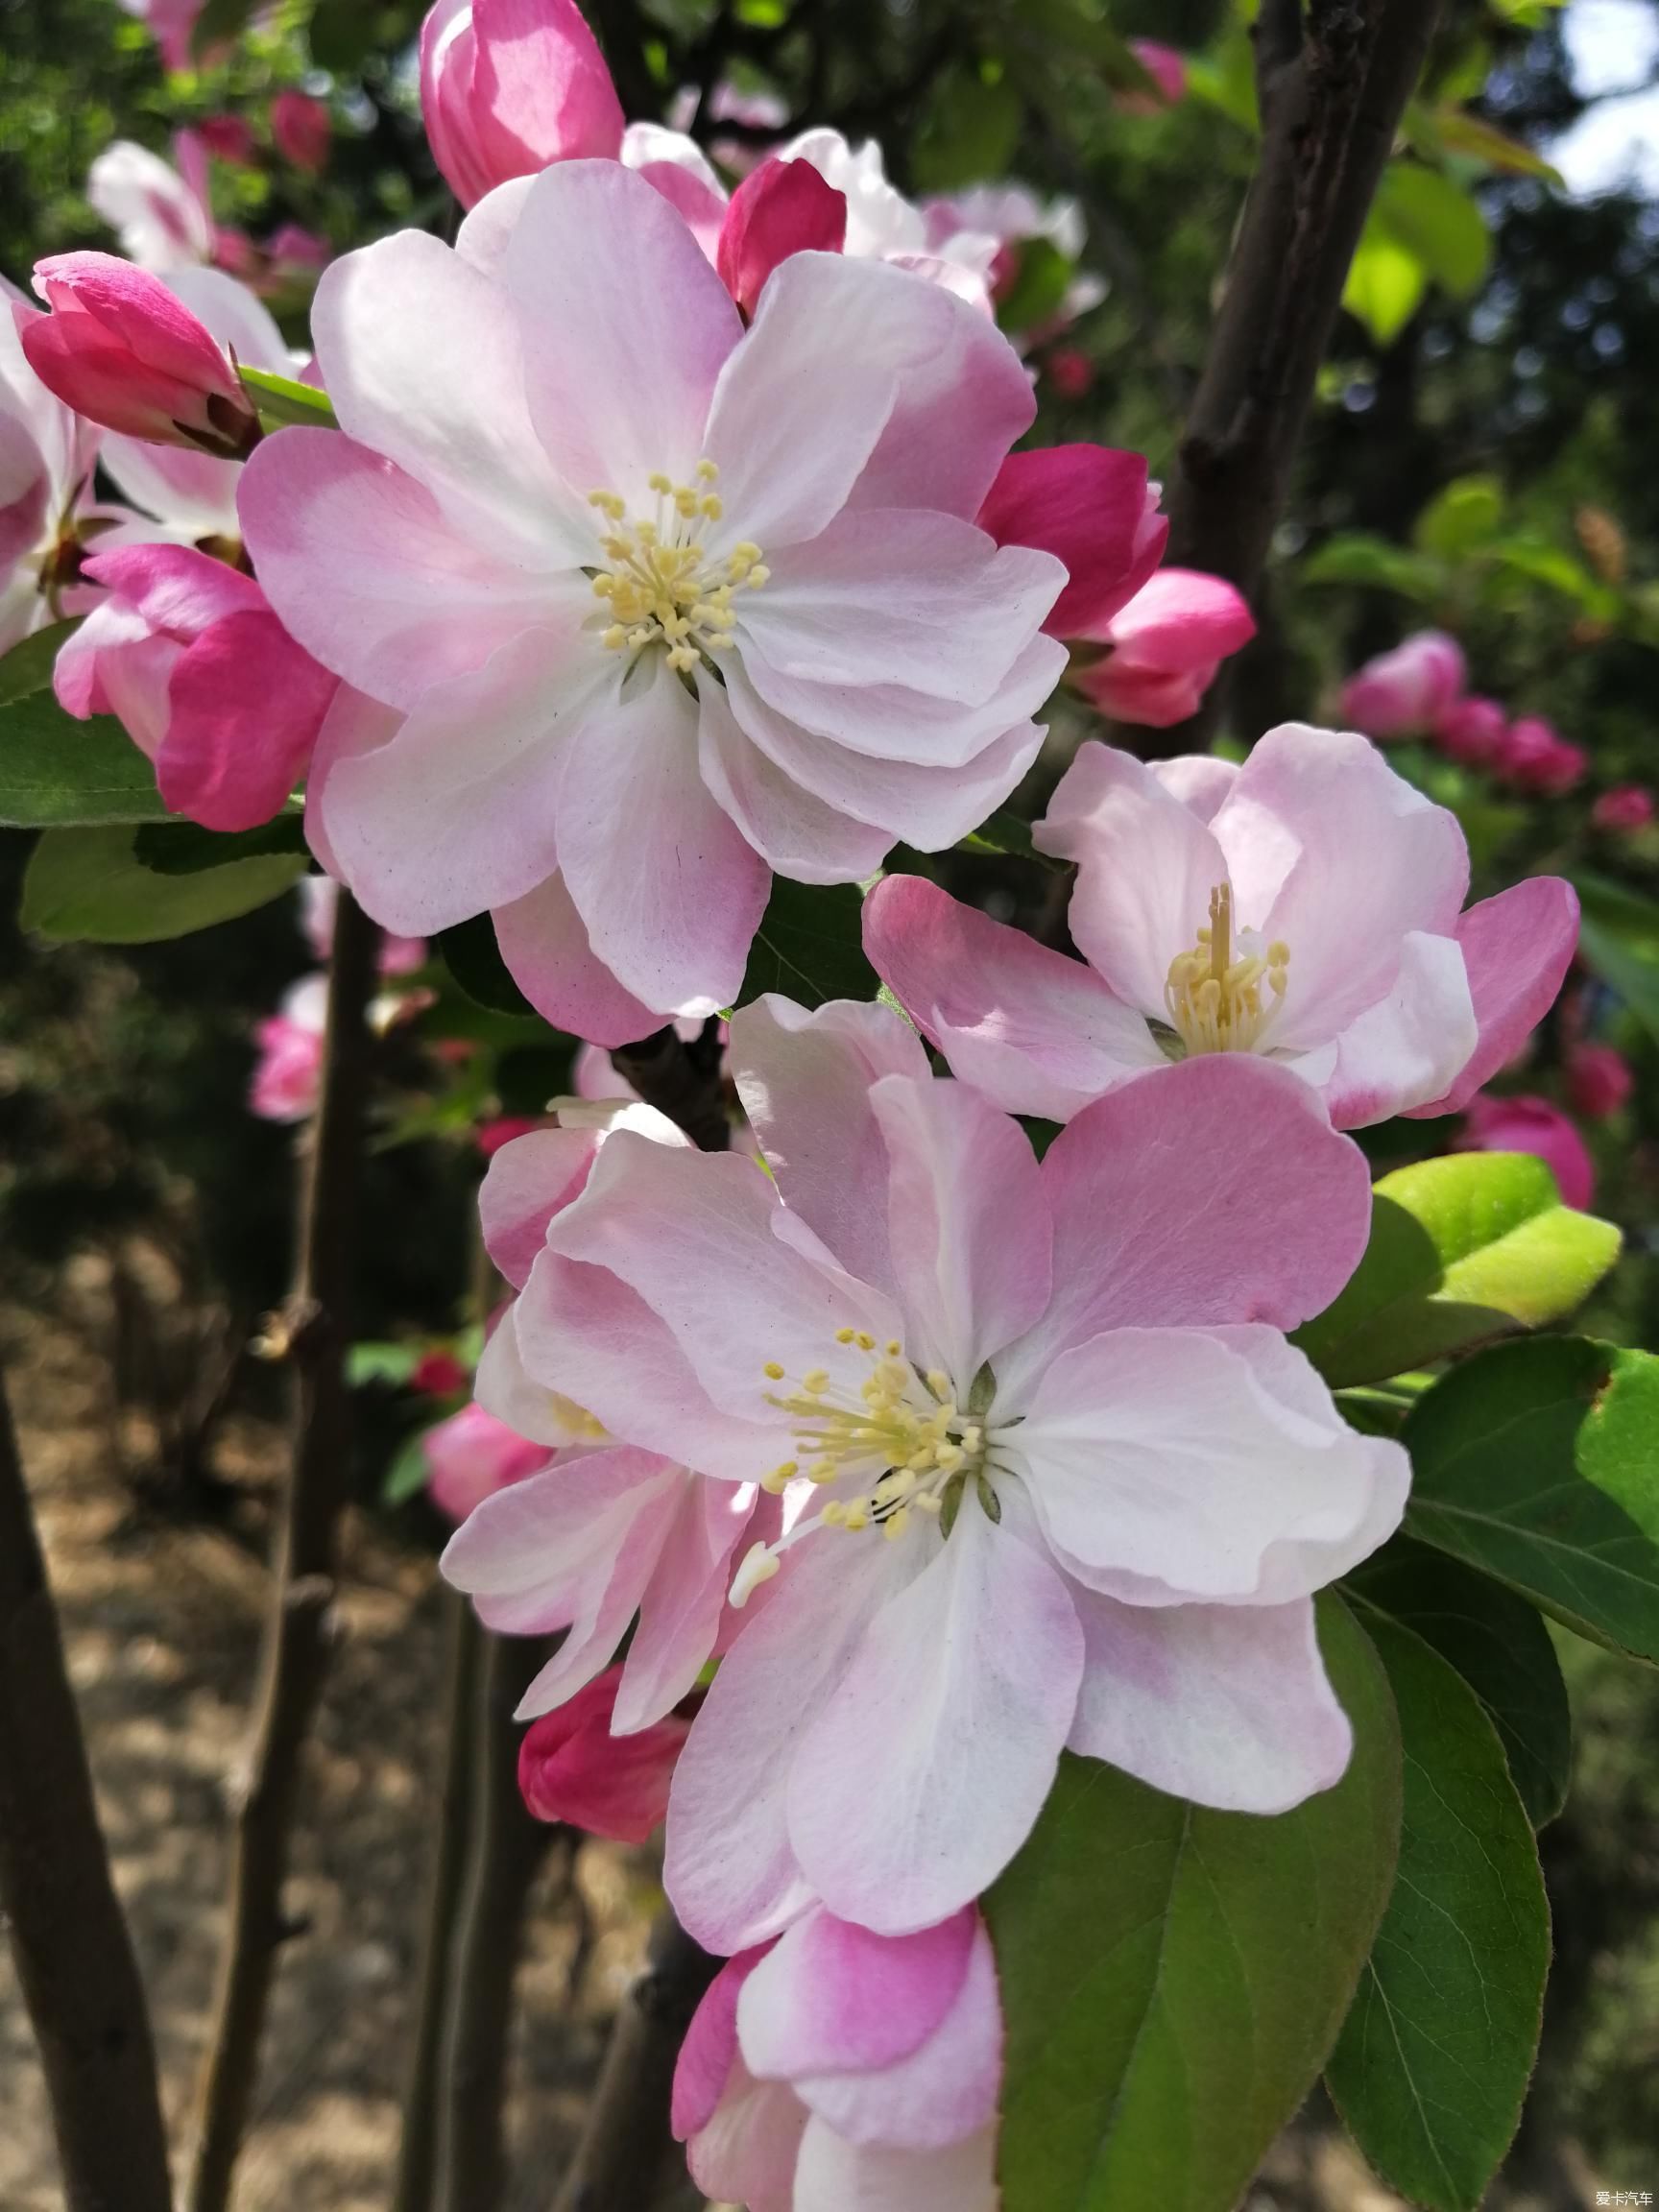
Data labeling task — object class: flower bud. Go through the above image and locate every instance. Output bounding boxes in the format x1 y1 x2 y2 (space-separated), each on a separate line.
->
1566 1044 1634 1121
23 252 258 457
1457 1093 1594 1211
1433 693 1506 766
1338 630 1465 740
517 1668 691 1842
419 0 625 209
1498 714 1587 796
251 978 328 1124
272 89 331 174
716 156 847 318
198 114 256 166
1592 782 1654 834
977 444 1166 639
422 1400 548 1521
1122 39 1188 110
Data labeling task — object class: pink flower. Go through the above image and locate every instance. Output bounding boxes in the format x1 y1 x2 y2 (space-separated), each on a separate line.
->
300 876 426 975
272 90 331 174
1126 38 1189 107
1433 693 1506 767
55 543 338 830
977 444 1166 640
1338 630 1466 741
250 975 327 1120
1593 783 1654 833
88 138 214 274
422 1399 549 1521
240 162 1066 1041
420 0 626 207
1566 1042 1633 1120
505 996 1405 1943
1458 1093 1595 1210
23 253 259 459
1067 565 1256 726
116 0 205 73
865 725 1580 1130
0 281 102 655
1498 714 1587 796
266 224 332 277
676 1905 1001 2211
518 1665 690 1839
716 158 848 319
198 115 257 166
443 1100 779 1732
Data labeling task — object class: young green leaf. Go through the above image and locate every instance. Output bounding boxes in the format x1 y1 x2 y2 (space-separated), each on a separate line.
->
987 1595 1402 2212
237 363 340 434
383 1428 437 1506
1294 1152 1621 1388
1346 1538 1571 1826
0 689 171 827
1573 870 1659 1045
1403 1335 1659 1661
736 878 878 1009
21 825 306 942
1325 1617 1550 2211
134 814 309 875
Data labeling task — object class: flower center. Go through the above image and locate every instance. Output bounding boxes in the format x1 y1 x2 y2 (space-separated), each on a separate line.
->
730 1333 992 1605
586 459 768 674
1163 881 1289 1055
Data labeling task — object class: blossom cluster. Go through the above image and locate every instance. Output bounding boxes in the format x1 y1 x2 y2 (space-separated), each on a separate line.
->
3 1 1590 2202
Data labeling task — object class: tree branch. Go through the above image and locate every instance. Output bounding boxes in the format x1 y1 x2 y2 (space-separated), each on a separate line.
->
1144 0 1447 754
0 1363 173 2212
184 888 382 2212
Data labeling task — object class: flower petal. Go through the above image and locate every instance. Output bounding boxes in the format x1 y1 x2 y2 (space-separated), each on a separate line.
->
695 673 895 883
158 609 335 830
794 2123 998 2212
616 1476 759 1730
492 869 661 1048
1405 875 1579 1118
1321 929 1479 1128
737 1906 974 2078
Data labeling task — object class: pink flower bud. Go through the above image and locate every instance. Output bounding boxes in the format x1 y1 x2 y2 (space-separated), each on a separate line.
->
266 223 332 276
272 90 332 174
1593 783 1655 833
419 0 625 210
476 1114 546 1158
23 253 258 457
251 977 327 1123
1338 630 1466 740
1432 693 1507 766
1043 344 1094 399
716 157 847 318
1122 39 1189 110
977 445 1167 640
198 114 257 166
422 1400 548 1522
1498 715 1587 796
1566 1043 1634 1120
1457 1093 1594 1211
517 1667 691 1841
411 1350 470 1397
1067 567 1256 727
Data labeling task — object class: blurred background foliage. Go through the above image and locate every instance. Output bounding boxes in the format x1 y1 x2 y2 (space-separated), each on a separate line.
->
3 0 1658 2191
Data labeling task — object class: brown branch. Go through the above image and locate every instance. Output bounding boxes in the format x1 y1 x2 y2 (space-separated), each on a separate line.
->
0 1364 173 2212
1143 0 1448 755
611 1019 731 1155
550 1911 720 2212
392 1592 484 2212
433 1629 558 2212
184 888 382 2212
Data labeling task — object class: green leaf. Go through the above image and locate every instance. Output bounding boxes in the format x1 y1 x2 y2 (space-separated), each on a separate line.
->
1573 870 1659 1043
238 364 339 434
383 1428 435 1506
22 824 307 942
191 0 258 57
1293 1152 1621 1388
912 64 1023 193
1346 1539 1571 1826
0 688 171 826
436 913 541 1020
1374 161 1492 297
995 239 1076 341
1302 533 1439 598
134 813 309 874
1324 1616 1550 2210
1342 221 1427 345
958 805 1065 870
1413 474 1504 560
1182 29 1260 132
988 1595 1402 2212
348 1341 425 1387
1404 1336 1659 1662
1424 105 1563 184
0 618 81 709
736 878 878 1010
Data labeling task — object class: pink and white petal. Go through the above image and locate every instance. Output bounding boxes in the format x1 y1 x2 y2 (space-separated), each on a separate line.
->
558 661 770 1017
696 673 894 883
737 1906 974 2079
700 255 901 551
516 1245 783 1481
793 1920 1001 2151
667 1533 918 1951
454 176 535 276
1321 930 1479 1129
740 512 1063 707
321 626 601 934
864 874 1164 1121
1010 1326 1398 1602
728 993 929 1299
686 2064 805 2212
492 870 661 1048
1099 566 1257 665
615 1476 757 1731
311 228 585 556
869 1071 1051 1382
1218 724 1471 1045
164 264 290 371
1000 1054 1373 1397
478 1125 603 1286
238 428 566 709
1152 751 1239 822
794 2122 998 2212
1067 1589 1355 1813
302 685 401 879
98 435 241 538
787 1491 1083 1935
674 1951 756 2141
502 161 742 500
472 1301 594 1449
1405 876 1579 1118
1036 740 1228 1013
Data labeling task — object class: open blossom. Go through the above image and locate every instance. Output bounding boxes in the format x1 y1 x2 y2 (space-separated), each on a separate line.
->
518 1665 691 1840
56 544 337 830
1065 565 1256 726
868 725 1579 1131
443 1098 780 1731
501 995 1406 1944
1339 630 1465 740
1458 1093 1595 1211
0 280 102 653
422 1399 549 1521
676 1904 1001 2212
241 159 1066 1042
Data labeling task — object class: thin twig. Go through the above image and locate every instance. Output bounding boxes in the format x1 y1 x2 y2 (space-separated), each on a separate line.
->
0 1363 173 2212
184 889 382 2212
